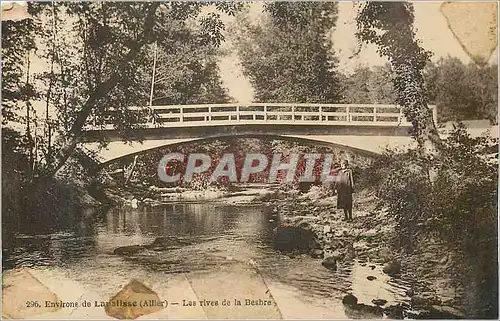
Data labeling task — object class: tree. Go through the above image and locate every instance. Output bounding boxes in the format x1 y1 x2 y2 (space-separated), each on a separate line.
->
149 30 231 106
424 57 498 123
232 2 342 103
355 2 441 157
2 2 242 182
341 63 397 104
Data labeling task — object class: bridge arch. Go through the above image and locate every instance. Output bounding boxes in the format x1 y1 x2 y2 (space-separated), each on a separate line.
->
97 133 390 168
83 103 429 165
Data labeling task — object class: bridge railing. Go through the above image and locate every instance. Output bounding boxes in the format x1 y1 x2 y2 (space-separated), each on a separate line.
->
85 104 438 129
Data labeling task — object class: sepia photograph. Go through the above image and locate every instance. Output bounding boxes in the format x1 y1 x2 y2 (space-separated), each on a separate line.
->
1 1 498 319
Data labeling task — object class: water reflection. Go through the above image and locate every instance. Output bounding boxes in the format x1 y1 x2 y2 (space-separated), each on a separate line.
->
3 203 274 271
104 203 255 238
2 201 411 317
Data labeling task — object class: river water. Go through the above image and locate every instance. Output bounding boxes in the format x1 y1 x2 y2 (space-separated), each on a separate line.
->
3 200 412 319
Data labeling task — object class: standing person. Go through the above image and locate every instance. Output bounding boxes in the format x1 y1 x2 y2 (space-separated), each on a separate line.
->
336 159 354 221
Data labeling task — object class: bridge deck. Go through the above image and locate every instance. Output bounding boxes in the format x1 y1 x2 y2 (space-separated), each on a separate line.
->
84 103 438 131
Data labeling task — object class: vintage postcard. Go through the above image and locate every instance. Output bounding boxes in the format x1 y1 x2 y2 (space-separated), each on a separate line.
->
1 1 498 319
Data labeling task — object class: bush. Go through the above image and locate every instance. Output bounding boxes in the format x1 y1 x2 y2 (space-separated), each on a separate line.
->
367 123 498 317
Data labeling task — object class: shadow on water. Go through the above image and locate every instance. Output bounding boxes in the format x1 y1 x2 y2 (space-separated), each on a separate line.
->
2 205 108 271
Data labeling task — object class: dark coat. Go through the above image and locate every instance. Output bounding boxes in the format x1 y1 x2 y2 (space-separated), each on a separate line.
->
336 168 354 209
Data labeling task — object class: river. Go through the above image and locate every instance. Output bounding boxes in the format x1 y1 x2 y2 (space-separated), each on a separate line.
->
3 199 412 319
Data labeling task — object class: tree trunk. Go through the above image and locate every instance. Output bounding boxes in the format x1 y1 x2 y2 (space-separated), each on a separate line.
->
356 2 443 158
25 52 34 181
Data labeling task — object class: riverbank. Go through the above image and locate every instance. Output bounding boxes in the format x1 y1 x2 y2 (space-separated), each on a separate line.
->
2 178 476 319
101 183 282 207
99 180 468 318
260 185 467 319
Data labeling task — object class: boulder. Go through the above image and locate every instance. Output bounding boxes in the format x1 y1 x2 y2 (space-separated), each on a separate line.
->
344 302 384 319
410 293 441 308
355 304 384 319
383 303 404 319
342 294 358 307
429 305 465 319
114 245 146 256
150 237 192 247
321 256 337 270
273 226 320 252
371 298 387 306
366 276 377 281
310 249 324 259
382 260 401 276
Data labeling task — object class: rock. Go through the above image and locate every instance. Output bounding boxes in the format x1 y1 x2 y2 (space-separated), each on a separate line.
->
273 226 320 252
331 250 344 261
383 303 404 319
150 236 192 248
297 221 312 230
358 304 384 318
342 294 358 306
353 241 370 251
411 293 441 308
114 245 146 256
321 256 337 270
345 303 384 319
378 247 393 262
429 305 465 319
382 260 401 276
310 249 324 259
405 288 414 297
105 279 164 319
362 228 378 237
369 265 376 270
366 276 377 281
372 298 387 306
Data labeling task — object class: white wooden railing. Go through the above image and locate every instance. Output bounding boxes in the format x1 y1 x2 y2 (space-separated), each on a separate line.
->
86 103 438 129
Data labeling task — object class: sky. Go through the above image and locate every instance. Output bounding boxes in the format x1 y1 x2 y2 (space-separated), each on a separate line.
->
217 2 498 103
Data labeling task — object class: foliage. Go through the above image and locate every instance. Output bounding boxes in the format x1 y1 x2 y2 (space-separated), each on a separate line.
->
355 2 440 151
1 2 240 182
424 56 498 123
145 17 232 105
366 124 498 316
103 138 373 192
232 2 342 103
340 57 497 125
1 16 37 124
370 124 497 249
341 63 397 104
